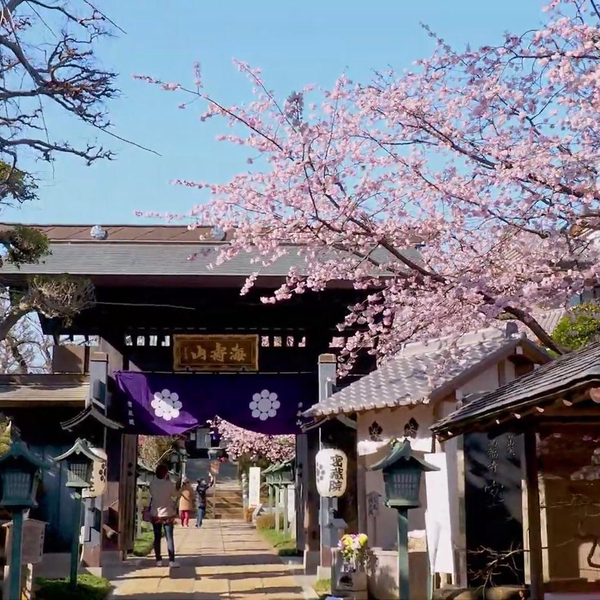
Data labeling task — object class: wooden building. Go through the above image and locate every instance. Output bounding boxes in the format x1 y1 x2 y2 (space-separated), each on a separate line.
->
433 341 600 599
306 326 549 599
0 223 403 570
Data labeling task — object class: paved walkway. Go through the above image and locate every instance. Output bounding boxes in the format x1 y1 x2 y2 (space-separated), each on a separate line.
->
108 520 311 600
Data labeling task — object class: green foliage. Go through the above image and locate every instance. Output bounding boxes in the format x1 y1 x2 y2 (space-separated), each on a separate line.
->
257 526 301 556
552 303 600 351
34 574 111 600
132 523 154 557
0 162 37 204
314 578 332 599
0 225 49 267
0 419 10 457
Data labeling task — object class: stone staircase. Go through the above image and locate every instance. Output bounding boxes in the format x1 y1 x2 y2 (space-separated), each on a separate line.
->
186 458 244 520
206 484 244 520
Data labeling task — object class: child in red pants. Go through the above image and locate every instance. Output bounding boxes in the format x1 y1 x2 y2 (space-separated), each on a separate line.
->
178 478 194 527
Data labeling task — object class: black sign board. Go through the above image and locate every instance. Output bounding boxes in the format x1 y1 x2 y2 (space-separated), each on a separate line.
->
464 432 525 586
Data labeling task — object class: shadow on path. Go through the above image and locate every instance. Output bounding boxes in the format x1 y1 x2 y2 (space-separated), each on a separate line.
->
108 520 310 599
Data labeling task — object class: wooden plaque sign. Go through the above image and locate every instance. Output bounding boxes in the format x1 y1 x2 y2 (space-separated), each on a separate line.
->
173 334 258 372
4 519 46 565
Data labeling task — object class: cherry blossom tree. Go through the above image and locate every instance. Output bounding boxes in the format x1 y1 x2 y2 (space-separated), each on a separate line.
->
138 0 600 371
214 417 295 464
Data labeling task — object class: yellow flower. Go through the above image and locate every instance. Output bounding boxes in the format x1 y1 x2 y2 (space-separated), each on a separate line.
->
358 533 368 546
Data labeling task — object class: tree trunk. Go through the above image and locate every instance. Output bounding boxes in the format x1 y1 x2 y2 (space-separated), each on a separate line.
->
0 308 28 343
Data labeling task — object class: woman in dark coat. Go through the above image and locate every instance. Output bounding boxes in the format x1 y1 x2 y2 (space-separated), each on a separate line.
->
195 473 214 527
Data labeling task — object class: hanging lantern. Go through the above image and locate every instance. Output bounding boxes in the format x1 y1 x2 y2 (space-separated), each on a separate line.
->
316 448 348 498
83 446 107 499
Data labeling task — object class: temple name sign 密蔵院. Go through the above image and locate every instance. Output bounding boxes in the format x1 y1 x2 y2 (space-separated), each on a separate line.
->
173 334 259 371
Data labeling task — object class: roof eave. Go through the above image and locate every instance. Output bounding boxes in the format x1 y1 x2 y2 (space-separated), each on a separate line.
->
431 374 600 440
306 337 546 419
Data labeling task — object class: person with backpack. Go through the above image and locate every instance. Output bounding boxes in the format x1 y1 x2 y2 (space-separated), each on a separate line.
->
195 473 214 527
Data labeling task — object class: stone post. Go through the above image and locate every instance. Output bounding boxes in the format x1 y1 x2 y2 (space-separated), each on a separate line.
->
318 353 337 579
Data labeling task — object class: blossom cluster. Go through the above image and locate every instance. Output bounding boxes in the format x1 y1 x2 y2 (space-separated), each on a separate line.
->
138 0 600 371
339 533 369 565
213 417 295 463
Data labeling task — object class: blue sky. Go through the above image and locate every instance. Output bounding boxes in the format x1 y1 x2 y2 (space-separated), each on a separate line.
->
3 0 548 225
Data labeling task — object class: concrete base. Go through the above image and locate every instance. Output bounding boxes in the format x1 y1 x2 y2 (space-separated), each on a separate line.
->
367 548 428 600
303 549 319 574
100 550 123 567
317 565 332 580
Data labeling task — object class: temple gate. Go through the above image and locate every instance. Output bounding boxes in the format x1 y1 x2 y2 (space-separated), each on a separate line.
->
0 224 375 567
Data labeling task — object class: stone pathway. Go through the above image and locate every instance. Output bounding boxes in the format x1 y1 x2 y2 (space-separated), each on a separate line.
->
108 520 312 599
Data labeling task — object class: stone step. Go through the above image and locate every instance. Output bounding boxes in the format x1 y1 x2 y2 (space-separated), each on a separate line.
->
207 497 243 505
211 491 242 499
207 511 244 520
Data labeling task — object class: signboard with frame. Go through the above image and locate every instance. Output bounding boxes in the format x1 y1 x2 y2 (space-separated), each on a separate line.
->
173 334 259 372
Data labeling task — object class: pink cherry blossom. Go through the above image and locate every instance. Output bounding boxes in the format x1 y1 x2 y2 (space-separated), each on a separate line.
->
212 417 295 463
136 0 600 373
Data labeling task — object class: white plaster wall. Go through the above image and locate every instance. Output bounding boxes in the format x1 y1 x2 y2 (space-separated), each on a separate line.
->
357 363 505 564
459 365 499 396
358 404 437 551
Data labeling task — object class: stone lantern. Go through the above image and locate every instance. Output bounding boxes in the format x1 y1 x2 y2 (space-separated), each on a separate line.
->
279 459 294 485
55 438 103 490
55 438 103 587
0 436 50 600
369 439 439 600
0 438 48 509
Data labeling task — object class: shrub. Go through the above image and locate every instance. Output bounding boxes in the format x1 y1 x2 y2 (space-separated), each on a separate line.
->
132 523 154 557
258 527 301 557
553 303 600 351
35 574 111 600
255 512 284 530
314 578 331 599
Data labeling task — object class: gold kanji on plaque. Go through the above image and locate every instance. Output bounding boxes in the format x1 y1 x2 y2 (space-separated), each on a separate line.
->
173 335 258 372
230 344 246 362
191 345 207 361
211 343 227 362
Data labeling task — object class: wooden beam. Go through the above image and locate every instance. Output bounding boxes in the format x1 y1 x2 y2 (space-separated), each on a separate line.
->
523 429 544 599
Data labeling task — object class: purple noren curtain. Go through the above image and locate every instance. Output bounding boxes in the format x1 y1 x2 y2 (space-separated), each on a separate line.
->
115 371 315 436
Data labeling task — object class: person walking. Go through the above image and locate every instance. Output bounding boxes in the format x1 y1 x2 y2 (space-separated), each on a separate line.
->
195 473 214 528
149 464 179 568
178 477 195 527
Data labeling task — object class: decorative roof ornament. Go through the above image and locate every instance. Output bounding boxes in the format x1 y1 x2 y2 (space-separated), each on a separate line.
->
211 226 226 241
90 225 107 240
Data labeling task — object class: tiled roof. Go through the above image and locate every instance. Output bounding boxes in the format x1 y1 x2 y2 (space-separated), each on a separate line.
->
304 328 546 417
432 341 600 437
508 308 566 342
533 308 567 335
61 404 123 431
0 240 421 279
0 374 89 407
0 224 228 243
